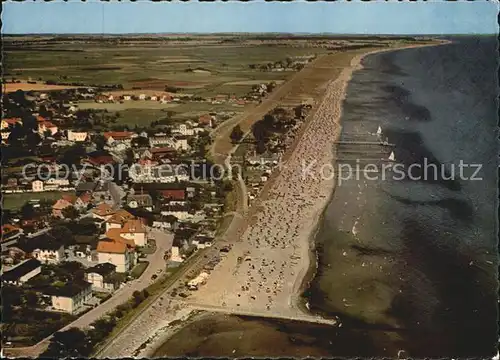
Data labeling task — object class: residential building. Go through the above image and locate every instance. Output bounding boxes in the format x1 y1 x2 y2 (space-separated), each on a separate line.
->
38 121 58 136
160 205 192 220
149 133 174 147
173 136 189 151
128 164 189 183
96 238 136 273
173 124 194 136
44 281 92 314
2 259 42 286
52 195 75 218
85 263 121 292
103 131 134 145
1 117 23 129
198 114 213 127
105 209 135 232
67 130 89 142
1 224 23 242
90 203 115 221
159 189 186 204
152 215 178 231
32 242 65 264
126 193 153 211
119 219 148 247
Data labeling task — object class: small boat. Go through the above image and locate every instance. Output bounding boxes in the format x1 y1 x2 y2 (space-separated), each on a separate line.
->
388 151 396 161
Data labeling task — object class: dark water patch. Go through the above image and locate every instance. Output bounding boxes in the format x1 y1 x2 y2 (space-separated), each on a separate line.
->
306 37 498 358
362 52 408 77
350 244 397 257
388 218 498 357
386 192 474 222
384 128 462 191
380 84 432 122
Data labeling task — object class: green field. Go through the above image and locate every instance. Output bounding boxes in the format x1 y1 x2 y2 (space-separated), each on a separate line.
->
2 191 65 210
4 41 327 97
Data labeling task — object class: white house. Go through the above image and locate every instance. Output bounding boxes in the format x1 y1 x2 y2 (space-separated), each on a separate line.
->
149 133 173 147
138 94 146 100
32 180 44 192
85 263 120 292
173 124 194 136
97 239 136 273
67 130 89 142
117 219 148 247
128 164 189 183
174 137 189 151
160 206 191 221
46 281 92 314
32 244 65 264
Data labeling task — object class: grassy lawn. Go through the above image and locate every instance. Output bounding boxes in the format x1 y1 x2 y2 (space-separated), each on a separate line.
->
77 101 180 111
116 108 175 127
215 214 235 238
130 261 149 279
2 191 65 210
3 308 77 346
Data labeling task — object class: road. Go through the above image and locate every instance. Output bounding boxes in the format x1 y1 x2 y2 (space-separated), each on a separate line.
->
225 148 249 213
4 228 173 358
10 56 331 359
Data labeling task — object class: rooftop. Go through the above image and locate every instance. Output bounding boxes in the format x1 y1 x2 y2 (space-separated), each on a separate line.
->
2 259 41 282
97 239 128 254
85 262 116 276
42 280 92 298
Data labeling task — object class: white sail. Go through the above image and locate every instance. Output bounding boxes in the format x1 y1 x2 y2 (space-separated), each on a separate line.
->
376 126 382 136
388 151 395 161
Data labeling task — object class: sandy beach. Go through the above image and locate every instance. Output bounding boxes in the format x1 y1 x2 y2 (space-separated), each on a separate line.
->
187 47 407 316
97 42 448 359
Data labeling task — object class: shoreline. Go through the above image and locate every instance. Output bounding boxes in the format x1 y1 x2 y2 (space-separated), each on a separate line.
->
99 40 452 359
293 39 453 316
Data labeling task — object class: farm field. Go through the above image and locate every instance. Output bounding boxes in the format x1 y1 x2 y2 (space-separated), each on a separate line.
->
4 37 338 126
2 191 66 210
4 42 328 96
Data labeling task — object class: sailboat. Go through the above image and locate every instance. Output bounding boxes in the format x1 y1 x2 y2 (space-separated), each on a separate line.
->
376 126 382 136
388 151 396 162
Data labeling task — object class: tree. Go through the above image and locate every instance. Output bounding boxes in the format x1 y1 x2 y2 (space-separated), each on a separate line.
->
20 202 35 219
230 125 244 143
24 290 39 307
132 290 145 306
93 134 106 150
256 139 266 154
41 328 92 358
62 206 79 220
26 131 42 148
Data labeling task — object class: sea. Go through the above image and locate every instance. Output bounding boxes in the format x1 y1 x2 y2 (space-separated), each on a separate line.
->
305 36 499 357
153 37 499 359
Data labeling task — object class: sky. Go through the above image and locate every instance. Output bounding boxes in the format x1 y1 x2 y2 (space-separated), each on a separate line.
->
2 0 498 35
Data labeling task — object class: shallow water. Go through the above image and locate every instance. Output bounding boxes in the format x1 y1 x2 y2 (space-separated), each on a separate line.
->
306 36 499 357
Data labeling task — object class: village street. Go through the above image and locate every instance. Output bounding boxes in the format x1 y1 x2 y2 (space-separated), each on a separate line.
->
5 228 173 357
